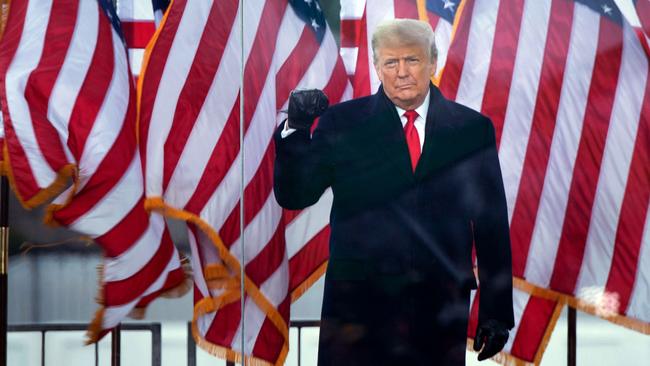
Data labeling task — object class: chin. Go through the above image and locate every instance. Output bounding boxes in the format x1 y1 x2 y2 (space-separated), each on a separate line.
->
393 90 414 98
397 94 418 105
399 92 417 99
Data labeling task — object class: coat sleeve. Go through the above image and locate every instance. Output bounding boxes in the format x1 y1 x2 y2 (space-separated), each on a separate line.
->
273 116 335 210
472 118 515 329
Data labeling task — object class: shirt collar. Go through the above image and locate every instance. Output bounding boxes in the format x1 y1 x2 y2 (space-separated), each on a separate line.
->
394 90 430 122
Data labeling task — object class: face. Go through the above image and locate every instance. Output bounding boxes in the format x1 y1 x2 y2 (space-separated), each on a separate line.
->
375 44 436 110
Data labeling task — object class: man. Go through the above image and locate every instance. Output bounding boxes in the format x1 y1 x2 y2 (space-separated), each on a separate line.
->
274 19 513 365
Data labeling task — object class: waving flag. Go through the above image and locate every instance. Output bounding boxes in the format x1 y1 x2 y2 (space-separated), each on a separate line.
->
635 0 650 36
344 0 649 364
340 1 562 365
438 0 650 363
113 0 157 79
151 0 170 26
0 0 187 342
138 0 350 364
633 0 650 54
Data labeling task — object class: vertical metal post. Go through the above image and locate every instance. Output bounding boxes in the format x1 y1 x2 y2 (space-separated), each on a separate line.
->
239 0 246 365
1 3 11 365
40 330 45 366
151 323 161 366
187 322 196 366
298 326 302 366
111 325 121 366
568 306 576 366
1 176 9 366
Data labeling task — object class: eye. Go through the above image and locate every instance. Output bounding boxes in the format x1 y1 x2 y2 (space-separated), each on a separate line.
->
383 59 398 69
407 57 420 65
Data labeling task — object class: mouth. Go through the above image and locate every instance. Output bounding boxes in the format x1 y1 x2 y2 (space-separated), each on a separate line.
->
396 84 415 90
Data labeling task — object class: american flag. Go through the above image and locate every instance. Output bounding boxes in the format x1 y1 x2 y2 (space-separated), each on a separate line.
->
445 0 649 363
151 0 170 26
345 0 649 364
0 0 187 342
445 0 649 324
340 2 560 364
633 0 650 53
137 0 350 364
635 0 650 35
114 0 158 78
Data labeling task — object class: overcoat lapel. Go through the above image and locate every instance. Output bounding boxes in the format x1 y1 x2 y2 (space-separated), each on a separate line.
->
370 86 415 180
415 84 446 179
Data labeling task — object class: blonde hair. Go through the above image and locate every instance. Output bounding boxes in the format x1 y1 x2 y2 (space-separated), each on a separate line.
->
371 18 437 64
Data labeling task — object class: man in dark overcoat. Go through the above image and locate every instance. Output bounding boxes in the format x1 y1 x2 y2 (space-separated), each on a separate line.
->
274 19 514 366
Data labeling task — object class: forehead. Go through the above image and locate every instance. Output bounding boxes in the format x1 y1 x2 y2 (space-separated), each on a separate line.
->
377 43 427 59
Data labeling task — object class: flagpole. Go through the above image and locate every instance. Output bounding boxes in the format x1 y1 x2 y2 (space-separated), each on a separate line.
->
239 1 246 365
568 306 576 366
111 324 121 366
0 1 9 363
1 175 10 366
107 1 121 365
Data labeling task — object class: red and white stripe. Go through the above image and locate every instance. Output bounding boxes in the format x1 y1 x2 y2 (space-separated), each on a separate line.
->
631 0 650 55
441 0 650 359
340 0 454 97
634 0 650 36
0 0 186 341
466 286 563 365
341 1 562 364
115 0 156 77
138 0 350 364
345 0 649 363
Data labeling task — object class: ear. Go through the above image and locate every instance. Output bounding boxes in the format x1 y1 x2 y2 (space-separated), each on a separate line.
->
429 60 437 78
375 63 384 83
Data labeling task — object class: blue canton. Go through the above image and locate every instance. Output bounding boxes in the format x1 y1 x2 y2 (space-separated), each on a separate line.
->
574 0 624 25
97 0 126 42
426 0 458 23
289 0 327 43
152 0 171 13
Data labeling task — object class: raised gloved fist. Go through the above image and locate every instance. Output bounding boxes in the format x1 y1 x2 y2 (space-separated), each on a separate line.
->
287 89 329 130
473 319 509 361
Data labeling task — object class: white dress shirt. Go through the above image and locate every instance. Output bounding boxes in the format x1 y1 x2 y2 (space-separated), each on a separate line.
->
394 91 429 151
282 90 431 150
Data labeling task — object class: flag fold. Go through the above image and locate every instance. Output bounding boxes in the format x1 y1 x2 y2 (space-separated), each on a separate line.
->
0 0 189 342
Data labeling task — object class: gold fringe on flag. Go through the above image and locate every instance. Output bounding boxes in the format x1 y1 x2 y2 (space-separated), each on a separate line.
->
290 260 328 302
145 196 290 366
416 0 468 86
514 278 650 335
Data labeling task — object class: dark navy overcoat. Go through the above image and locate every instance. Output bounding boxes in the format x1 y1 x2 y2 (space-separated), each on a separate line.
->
274 84 514 365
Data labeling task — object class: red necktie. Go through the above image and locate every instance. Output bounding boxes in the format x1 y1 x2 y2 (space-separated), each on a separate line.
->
403 110 420 172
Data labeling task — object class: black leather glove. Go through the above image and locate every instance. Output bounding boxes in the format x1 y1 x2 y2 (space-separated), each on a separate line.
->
473 319 509 361
287 89 329 130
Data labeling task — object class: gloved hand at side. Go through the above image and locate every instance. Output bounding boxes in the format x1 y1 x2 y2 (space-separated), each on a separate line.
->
287 89 329 131
473 319 510 361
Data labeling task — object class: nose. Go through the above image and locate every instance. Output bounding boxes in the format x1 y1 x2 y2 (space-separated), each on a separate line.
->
397 60 409 78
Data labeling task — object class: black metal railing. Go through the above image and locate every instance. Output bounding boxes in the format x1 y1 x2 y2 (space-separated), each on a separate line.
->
7 323 161 366
9 320 319 366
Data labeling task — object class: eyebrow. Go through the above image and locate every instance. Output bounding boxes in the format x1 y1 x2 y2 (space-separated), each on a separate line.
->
383 55 419 63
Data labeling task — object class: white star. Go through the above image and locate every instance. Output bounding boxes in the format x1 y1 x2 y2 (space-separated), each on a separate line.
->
601 4 612 15
311 18 320 30
315 2 321 12
305 0 312 5
442 0 456 12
